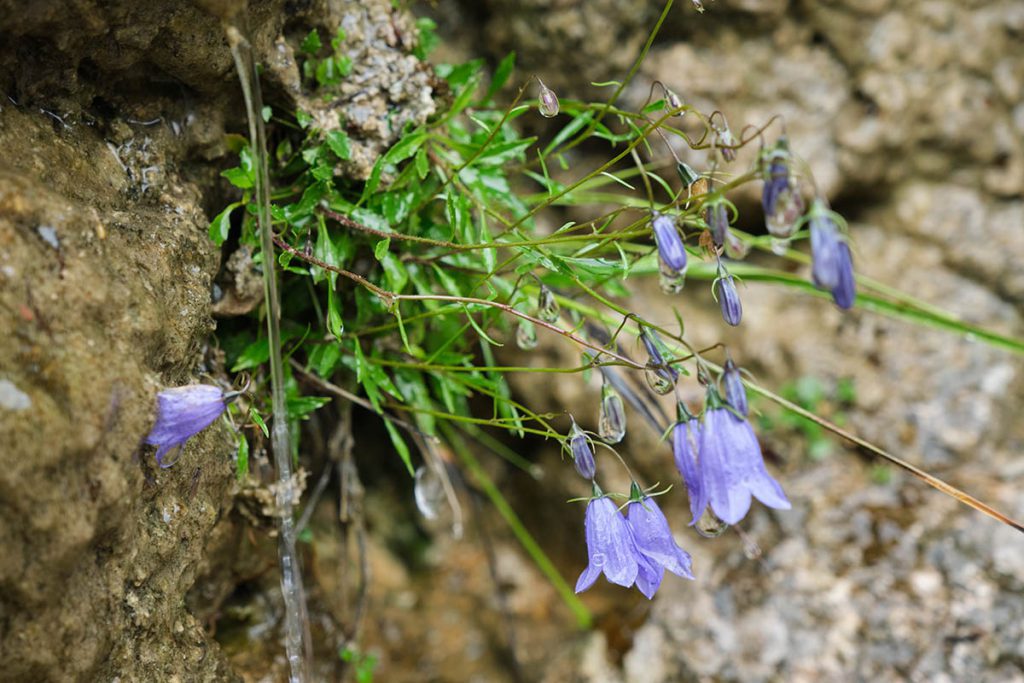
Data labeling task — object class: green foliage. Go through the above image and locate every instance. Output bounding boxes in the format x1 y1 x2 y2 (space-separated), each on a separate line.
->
339 646 378 682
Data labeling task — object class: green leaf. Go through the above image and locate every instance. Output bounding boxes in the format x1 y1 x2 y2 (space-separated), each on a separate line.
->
414 146 430 180
300 29 322 53
250 407 269 438
287 394 331 420
232 337 269 371
383 130 426 165
413 17 439 60
373 237 391 261
382 252 408 292
485 51 516 101
383 419 414 475
208 202 240 246
325 130 351 160
236 435 249 480
327 285 344 339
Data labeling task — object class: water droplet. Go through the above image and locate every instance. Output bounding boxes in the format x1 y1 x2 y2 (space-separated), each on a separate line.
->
645 364 675 395
598 381 626 443
515 320 538 350
695 508 728 538
592 552 607 568
414 466 445 520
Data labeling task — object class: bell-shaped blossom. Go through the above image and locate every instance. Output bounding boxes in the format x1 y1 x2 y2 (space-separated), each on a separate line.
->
568 419 596 480
699 388 790 525
714 268 742 327
626 492 694 597
722 358 748 416
575 494 639 593
672 403 706 525
146 384 228 468
651 213 687 274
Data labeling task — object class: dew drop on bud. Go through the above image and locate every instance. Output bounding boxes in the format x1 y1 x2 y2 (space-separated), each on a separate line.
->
414 465 445 521
691 0 705 12
658 256 686 294
538 285 560 323
695 507 728 538
665 88 684 115
598 379 627 444
724 230 750 260
537 81 559 118
645 363 676 395
515 319 538 350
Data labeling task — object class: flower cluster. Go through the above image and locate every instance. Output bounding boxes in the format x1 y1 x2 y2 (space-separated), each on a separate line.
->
572 355 789 597
576 485 693 599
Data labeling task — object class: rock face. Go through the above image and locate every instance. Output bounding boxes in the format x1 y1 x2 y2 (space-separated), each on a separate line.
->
0 0 436 680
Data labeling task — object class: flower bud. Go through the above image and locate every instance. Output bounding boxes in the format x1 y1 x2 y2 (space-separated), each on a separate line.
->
568 420 596 479
665 88 684 115
639 328 679 383
716 124 738 162
715 269 742 326
538 285 560 323
704 201 729 247
831 242 856 310
537 80 559 118
722 358 748 416
515 319 538 350
808 198 856 309
651 212 687 274
760 138 805 252
598 379 627 444
676 161 700 188
645 363 676 395
724 230 750 260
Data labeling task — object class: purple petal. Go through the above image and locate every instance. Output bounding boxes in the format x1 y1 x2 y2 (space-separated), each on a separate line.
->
627 498 694 580
717 275 742 327
831 243 856 310
810 213 842 291
580 497 638 589
575 562 602 594
700 409 754 525
146 385 226 452
673 421 707 524
722 360 748 416
633 551 664 600
652 214 687 273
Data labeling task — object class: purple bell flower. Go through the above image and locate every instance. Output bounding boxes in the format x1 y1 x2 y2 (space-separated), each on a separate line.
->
626 493 694 600
672 403 707 525
699 388 790 525
651 212 687 274
722 358 748 416
568 419 596 480
714 267 742 327
575 493 639 593
146 384 228 468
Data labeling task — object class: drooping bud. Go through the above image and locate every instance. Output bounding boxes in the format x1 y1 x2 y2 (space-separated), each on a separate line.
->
568 419 596 479
831 242 856 310
651 212 687 274
676 161 700 188
538 285 560 323
598 378 627 444
715 267 742 327
665 87 684 115
760 137 805 253
640 328 678 394
515 319 538 350
715 122 738 162
537 80 559 118
722 357 748 416
704 201 729 247
808 198 856 309
724 230 750 260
